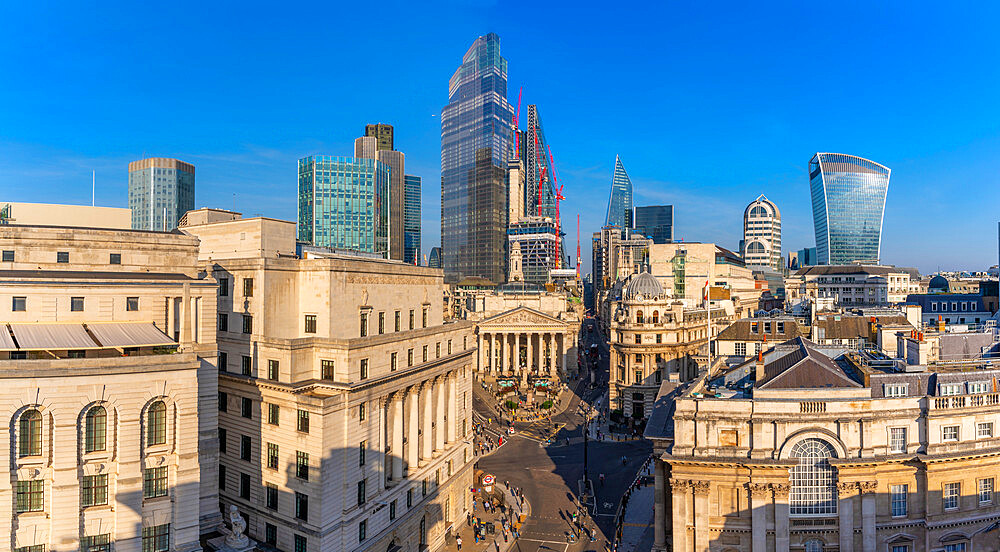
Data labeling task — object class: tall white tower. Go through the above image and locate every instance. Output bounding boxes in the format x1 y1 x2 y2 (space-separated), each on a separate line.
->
742 195 782 271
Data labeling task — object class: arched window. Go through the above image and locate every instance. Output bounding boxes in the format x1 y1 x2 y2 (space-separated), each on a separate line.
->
19 409 42 457
789 438 837 516
652 311 659 323
804 539 823 552
85 406 107 453
147 401 166 446
636 310 644 324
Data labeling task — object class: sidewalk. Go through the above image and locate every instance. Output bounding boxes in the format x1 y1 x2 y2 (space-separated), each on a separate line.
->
440 482 530 552
617 482 654 552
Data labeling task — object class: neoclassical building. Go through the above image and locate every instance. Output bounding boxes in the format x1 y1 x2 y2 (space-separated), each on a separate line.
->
182 209 475 552
608 272 732 419
647 336 1000 552
0 224 219 552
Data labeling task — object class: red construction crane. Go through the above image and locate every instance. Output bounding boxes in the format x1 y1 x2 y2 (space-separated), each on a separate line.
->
554 182 565 269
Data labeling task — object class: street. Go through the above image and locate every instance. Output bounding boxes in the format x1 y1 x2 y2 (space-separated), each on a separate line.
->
474 317 652 552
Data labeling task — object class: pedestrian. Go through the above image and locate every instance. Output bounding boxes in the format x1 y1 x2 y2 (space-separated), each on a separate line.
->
456 536 463 550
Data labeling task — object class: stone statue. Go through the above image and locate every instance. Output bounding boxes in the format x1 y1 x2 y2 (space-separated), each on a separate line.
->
225 505 249 549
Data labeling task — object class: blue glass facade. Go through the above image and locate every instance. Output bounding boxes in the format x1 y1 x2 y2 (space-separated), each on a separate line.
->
441 33 515 283
634 205 673 244
297 156 389 255
809 153 890 265
128 158 195 231
605 155 633 229
404 174 421 265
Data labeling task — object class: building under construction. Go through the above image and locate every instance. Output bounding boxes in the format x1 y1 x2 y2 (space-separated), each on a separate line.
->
507 216 560 285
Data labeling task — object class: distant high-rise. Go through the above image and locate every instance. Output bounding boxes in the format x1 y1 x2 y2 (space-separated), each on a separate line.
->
365 123 394 151
524 105 557 220
605 155 633 229
128 157 195 231
297 156 389 255
428 246 442 269
354 136 377 160
404 174 421 265
809 153 890 265
634 205 673 244
741 195 782 270
440 33 514 284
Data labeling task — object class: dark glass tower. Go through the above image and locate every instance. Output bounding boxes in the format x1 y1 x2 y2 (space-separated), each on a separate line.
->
809 153 890 265
404 174 421 265
605 155 633 229
634 205 673 244
440 33 515 284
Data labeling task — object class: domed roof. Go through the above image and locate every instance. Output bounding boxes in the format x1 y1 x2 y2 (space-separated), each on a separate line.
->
624 272 664 301
929 275 949 292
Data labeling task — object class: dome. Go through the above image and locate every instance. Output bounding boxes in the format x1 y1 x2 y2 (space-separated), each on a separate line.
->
928 275 949 292
624 272 664 301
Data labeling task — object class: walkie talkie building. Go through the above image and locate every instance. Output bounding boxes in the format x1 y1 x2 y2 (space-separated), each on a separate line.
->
809 153 890 265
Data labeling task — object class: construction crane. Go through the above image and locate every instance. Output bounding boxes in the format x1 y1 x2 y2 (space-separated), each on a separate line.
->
511 87 522 160
548 145 565 269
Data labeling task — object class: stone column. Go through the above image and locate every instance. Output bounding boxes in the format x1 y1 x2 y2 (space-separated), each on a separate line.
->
478 333 486 374
748 483 769 552
693 481 710 550
653 460 666 550
860 481 877 552
515 333 521 372
560 332 567 374
406 387 419 472
527 332 534 374
838 482 856 552
772 483 790 552
435 377 446 451
391 394 403 481
421 382 433 460
167 297 176 341
447 373 457 443
669 479 689 552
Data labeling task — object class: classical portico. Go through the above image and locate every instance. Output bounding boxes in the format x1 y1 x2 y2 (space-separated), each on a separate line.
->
475 306 579 380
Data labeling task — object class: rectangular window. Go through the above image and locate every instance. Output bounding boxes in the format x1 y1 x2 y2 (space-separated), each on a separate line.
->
265 524 277 546
71 296 85 311
357 479 366 506
266 483 278 509
143 467 168 499
359 519 367 542
295 492 308 521
296 451 309 480
57 251 69 263
219 392 227 412
943 545 967 552
15 546 45 552
944 482 960 510
634 370 642 384
126 297 139 311
297 410 309 433
884 383 908 397
422 478 428 496
407 488 413 508
16 480 43 512
267 443 278 469
448 340 452 354
395 311 401 332
980 478 994 504
891 546 909 552
408 348 414 367
267 403 279 425
360 358 369 380
378 312 385 334
219 464 226 490
1 250 13 262
219 277 229 296
943 425 960 442
422 306 428 328
422 345 428 362
734 342 746 356
360 312 368 337
240 473 250 499
890 484 907 516
359 402 366 422
217 313 228 332
436 343 441 358
12 296 26 311
409 309 414 330
241 397 253 419
359 440 367 466
978 422 994 439
294 535 307 552
889 427 907 453
242 314 252 334
969 381 990 394
267 359 279 380
391 352 398 371
243 278 253 297
141 524 170 552
321 359 335 379
389 499 397 520
219 428 227 454
82 535 111 552
241 355 251 376
82 474 108 507
304 314 316 333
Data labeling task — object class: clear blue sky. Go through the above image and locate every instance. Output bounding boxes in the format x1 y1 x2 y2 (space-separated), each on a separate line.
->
2 2 999 275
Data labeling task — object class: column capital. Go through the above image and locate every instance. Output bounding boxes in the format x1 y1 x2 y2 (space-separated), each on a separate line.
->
691 480 711 496
858 480 878 494
669 478 691 493
837 482 858 497
770 483 790 498
747 482 771 498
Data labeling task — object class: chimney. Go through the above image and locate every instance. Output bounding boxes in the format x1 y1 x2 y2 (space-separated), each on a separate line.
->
938 314 946 333
755 349 766 383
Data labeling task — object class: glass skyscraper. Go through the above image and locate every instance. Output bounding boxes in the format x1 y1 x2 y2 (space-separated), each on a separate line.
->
404 174 421 265
605 155 633 229
634 205 674 244
297 156 389 255
128 157 195 231
441 33 515 284
809 153 890 265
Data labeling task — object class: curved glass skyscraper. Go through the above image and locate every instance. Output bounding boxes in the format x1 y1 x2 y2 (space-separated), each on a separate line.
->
809 153 890 265
605 155 633 229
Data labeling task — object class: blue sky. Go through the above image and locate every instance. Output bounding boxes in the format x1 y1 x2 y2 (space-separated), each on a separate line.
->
2 2 999 275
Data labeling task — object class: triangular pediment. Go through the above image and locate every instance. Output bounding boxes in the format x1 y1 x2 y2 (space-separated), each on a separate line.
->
480 306 566 327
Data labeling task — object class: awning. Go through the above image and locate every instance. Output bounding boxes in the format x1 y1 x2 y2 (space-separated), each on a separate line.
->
0 326 16 351
86 322 175 348
9 323 99 350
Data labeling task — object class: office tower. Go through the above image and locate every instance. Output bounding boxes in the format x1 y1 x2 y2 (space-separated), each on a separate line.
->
356 133 405 261
634 205 674 244
507 217 560 285
440 33 515 284
809 153 890 265
508 158 525 224
404 174 421 265
365 123 394 151
297 156 389 255
789 247 818 270
128 157 195 231
741 195 782 270
524 105 557 220
428 247 442 269
605 155 633 229
355 136 377 160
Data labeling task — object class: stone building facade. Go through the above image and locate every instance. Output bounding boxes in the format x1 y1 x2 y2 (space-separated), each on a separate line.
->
182 210 475 552
0 224 219 552
647 336 1000 552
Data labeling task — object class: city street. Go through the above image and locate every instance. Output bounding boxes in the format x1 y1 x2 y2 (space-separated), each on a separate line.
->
474 317 652 552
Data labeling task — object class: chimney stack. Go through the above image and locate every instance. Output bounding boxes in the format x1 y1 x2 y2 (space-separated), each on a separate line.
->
755 348 766 384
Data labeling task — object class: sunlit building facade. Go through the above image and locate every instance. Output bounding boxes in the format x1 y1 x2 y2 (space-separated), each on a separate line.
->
809 153 890 265
440 33 515 284
741 195 782 270
128 157 195 231
605 155 633 230
297 156 389 255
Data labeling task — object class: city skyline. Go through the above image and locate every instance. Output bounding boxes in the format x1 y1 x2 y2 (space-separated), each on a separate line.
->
3 3 1000 273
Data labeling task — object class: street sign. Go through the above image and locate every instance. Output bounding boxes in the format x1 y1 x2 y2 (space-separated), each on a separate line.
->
482 474 495 486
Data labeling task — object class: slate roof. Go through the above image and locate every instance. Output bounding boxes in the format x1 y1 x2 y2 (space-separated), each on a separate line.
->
716 318 803 342
814 314 911 340
757 337 863 389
